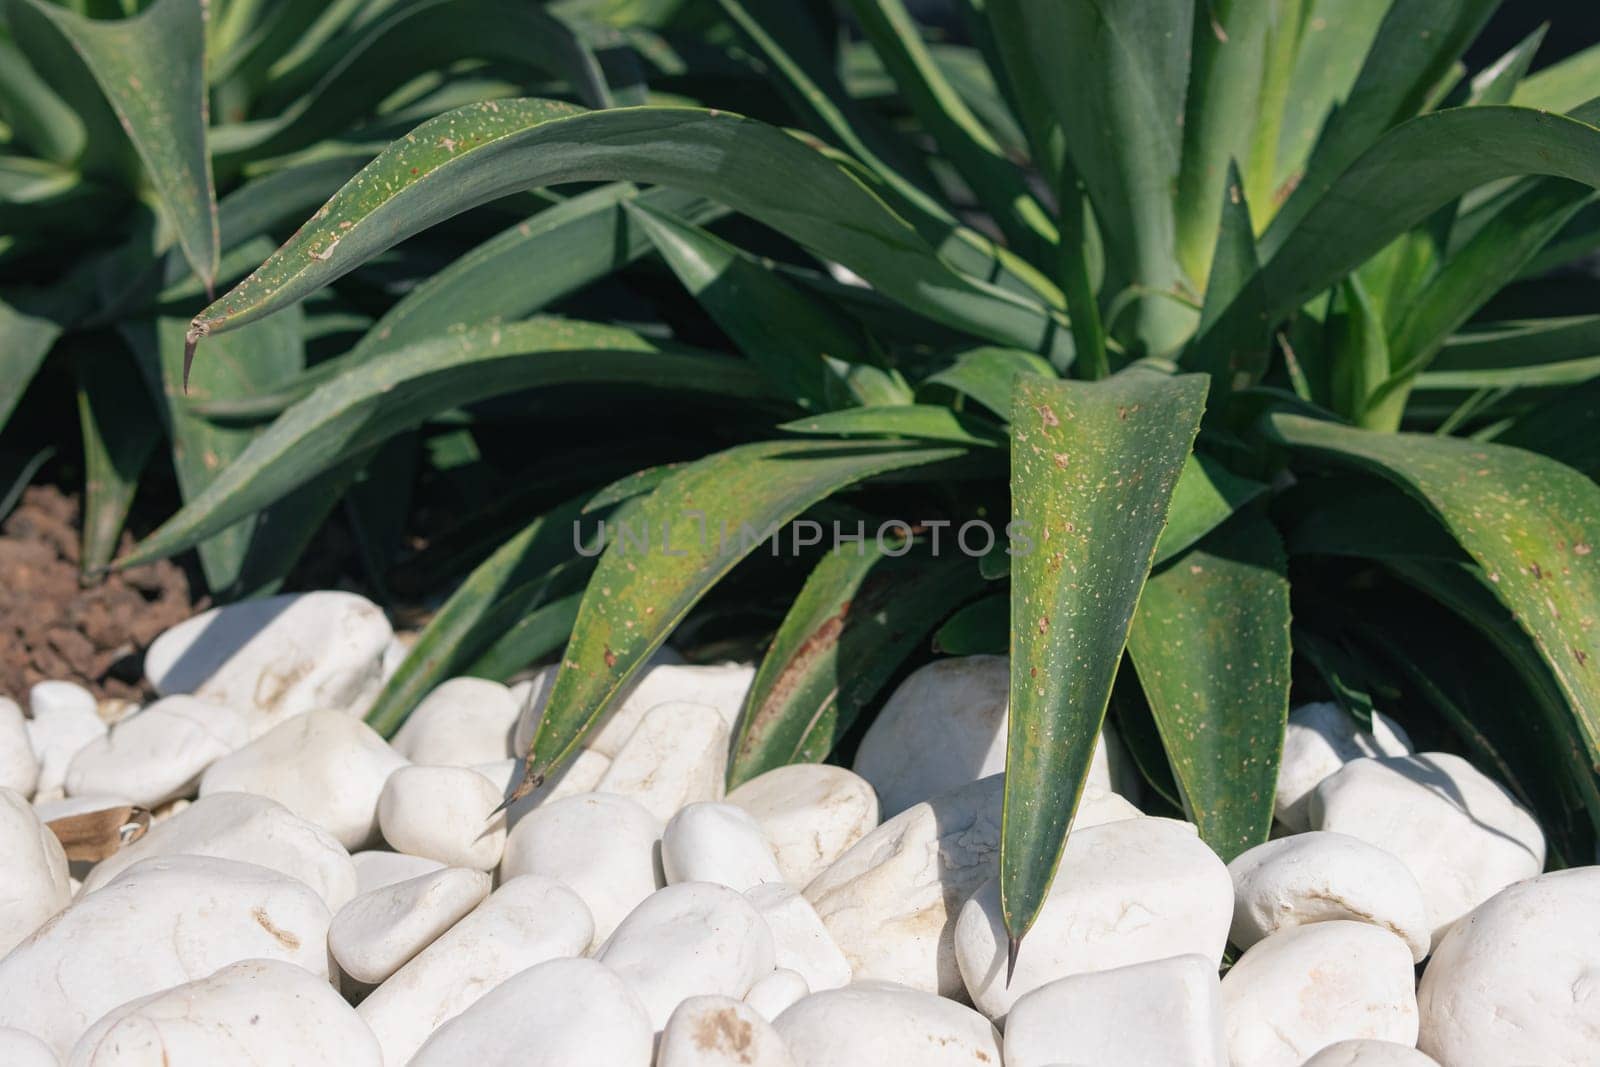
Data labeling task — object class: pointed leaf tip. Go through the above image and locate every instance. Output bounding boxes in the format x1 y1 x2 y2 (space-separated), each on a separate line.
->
181 324 203 393
1006 935 1022 987
491 769 544 817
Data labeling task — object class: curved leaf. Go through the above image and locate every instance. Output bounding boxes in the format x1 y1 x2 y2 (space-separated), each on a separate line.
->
779 405 1004 447
117 319 773 569
1003 369 1208 957
920 345 1057 417
933 591 1006 655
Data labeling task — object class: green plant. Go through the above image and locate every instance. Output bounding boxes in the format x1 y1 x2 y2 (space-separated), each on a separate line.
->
44 0 1600 961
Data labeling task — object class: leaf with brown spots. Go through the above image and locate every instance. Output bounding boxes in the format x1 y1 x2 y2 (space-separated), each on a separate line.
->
1002 369 1207 956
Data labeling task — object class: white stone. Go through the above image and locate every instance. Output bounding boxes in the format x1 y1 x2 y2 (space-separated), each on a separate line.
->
851 656 1132 817
408 957 652 1067
500 791 662 945
330 867 491 984
803 774 1002 997
26 687 105 802
1004 954 1226 1067
773 982 1001 1067
66 959 380 1066
31 794 134 823
956 816 1232 1019
514 660 751 758
1222 921 1418 1067
392 678 519 766
0 856 330 1057
745 883 852 992
0 699 39 798
0 788 71 955
744 969 810 1021
199 710 407 849
663 802 785 890
357 874 593 1066
726 764 879 887
144 591 394 728
63 696 249 808
79 791 358 910
1275 703 1412 831
351 850 444 894
1229 831 1429 962
473 748 609 827
1301 1043 1441 1067
1309 752 1544 944
377 765 506 870
659 995 798 1067
596 881 776 1030
0 1027 59 1067
597 701 730 821
1418 867 1600 1067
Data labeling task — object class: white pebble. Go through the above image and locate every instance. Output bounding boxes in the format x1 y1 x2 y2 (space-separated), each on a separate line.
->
596 881 776 1030
199 710 407 849
330 867 491 984
1418 867 1600 1067
1229 831 1429 962
144 591 394 728
1310 752 1544 945
377 765 506 870
64 696 249 809
501 791 662 945
1276 702 1411 831
0 856 330 1057
1004 954 1226 1067
597 701 729 821
745 883 852 992
392 678 519 766
0 1027 57 1067
659 995 798 1067
662 802 785 890
408 957 652 1067
0 787 71 955
1222 921 1418 1067
66 959 380 1066
744 968 810 1021
26 685 105 802
350 850 444 894
79 791 358 911
773 981 1001 1067
568 661 752 757
725 763 878 887
1302 1042 1441 1066
357 874 593 1066
0 698 39 798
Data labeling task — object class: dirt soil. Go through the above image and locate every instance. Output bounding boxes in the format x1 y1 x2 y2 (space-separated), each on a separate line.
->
0 486 198 703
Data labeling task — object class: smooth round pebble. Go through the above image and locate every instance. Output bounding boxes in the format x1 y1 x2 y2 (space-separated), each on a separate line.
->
596 701 730 821
1228 831 1430 961
581 662 753 758
64 696 248 808
0 788 71 955
744 969 810 1021
1301 1042 1442 1066
745 883 852 992
1418 867 1600 1067
1275 702 1412 831
726 764 878 887
773 982 1001 1067
330 867 491 984
26 686 105 801
408 957 652 1067
501 791 663 945
659 995 798 1067
392 678 519 766
1221 921 1418 1067
662 802 785 890
350 850 444 894
66 959 380 1066
0 698 39 798
377 765 506 870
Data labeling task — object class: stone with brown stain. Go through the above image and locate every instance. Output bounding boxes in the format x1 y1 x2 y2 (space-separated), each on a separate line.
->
660 995 797 1067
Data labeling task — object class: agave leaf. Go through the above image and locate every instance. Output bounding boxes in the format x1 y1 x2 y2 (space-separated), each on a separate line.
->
366 494 594 736
463 592 585 682
1241 0 1309 219
977 0 1065 187
1263 411 1600 768
729 539 987 786
1191 106 1600 385
1002 0 1193 352
0 447 54 527
1158 453 1268 564
185 101 1064 372
1199 163 1258 334
1512 40 1600 114
75 347 161 572
933 591 1006 655
1127 512 1291 861
1419 316 1600 392
117 319 773 570
516 439 964 795
1326 276 1393 428
921 345 1057 417
13 0 219 288
1465 25 1547 107
0 36 83 164
779 405 1004 447
0 289 68 438
1003 369 1207 954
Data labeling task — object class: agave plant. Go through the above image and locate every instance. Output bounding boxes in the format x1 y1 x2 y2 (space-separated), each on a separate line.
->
103 0 1600 959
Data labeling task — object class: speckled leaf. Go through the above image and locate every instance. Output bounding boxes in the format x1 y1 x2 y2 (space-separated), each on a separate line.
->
1127 513 1291 861
921 345 1057 417
729 541 987 786
184 100 1060 372
780 406 1004 447
16 0 219 288
463 592 585 682
117 319 771 570
1002 369 1208 953
1263 411 1600 765
517 440 963 795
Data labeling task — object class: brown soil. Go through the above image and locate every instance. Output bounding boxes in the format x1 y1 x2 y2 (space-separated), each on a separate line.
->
0 485 198 703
